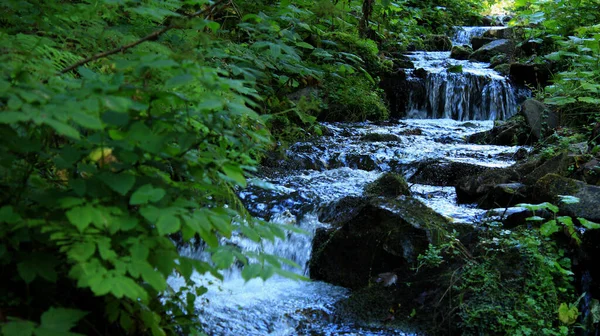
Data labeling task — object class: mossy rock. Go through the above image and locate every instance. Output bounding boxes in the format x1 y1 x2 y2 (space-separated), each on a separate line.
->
450 45 471 60
493 63 510 76
364 172 410 197
310 196 449 289
467 114 533 146
533 173 600 222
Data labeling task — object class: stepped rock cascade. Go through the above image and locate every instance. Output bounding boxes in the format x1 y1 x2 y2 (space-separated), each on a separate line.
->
405 52 517 120
168 118 527 335
452 26 502 45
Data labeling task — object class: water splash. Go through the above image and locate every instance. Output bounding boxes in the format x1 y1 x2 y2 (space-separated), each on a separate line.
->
452 26 503 46
405 52 517 121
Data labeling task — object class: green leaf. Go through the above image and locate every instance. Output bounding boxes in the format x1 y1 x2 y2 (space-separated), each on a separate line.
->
156 213 181 236
557 216 574 227
540 220 560 236
579 218 600 230
241 263 262 281
44 119 80 139
295 42 314 49
69 241 96 262
559 195 580 204
138 262 167 291
211 248 235 269
71 112 103 130
165 74 194 88
66 205 94 232
558 303 578 325
130 184 166 205
2 320 36 336
17 261 37 284
0 112 31 124
39 307 88 333
99 173 136 196
221 163 246 187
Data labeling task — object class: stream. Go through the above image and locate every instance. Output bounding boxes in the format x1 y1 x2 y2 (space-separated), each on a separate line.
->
169 26 527 335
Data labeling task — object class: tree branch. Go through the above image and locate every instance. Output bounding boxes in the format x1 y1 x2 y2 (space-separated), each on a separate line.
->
59 0 229 75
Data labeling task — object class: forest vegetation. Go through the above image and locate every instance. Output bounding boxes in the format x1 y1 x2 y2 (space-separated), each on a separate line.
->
1 0 600 335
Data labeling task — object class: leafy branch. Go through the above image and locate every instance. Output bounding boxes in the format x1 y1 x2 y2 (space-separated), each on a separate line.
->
58 0 229 75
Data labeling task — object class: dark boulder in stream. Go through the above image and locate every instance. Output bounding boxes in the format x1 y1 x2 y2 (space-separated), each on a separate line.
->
467 114 534 146
533 174 600 222
310 196 448 289
469 39 514 63
409 159 494 187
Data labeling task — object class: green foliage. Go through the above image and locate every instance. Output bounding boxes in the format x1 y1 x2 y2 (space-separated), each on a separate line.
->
454 225 575 335
0 0 308 334
322 74 389 122
518 196 600 245
512 0 600 132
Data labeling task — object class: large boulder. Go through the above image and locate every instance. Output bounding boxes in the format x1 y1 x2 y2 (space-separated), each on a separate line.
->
455 168 521 205
380 71 426 118
365 172 410 197
520 99 558 139
523 152 578 184
467 114 534 146
469 39 514 63
450 45 472 60
533 174 600 222
483 27 514 39
510 63 552 88
471 37 496 51
423 35 452 51
409 159 494 187
310 196 449 289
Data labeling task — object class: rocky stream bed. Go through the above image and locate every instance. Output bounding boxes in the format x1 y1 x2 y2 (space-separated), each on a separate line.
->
168 26 600 335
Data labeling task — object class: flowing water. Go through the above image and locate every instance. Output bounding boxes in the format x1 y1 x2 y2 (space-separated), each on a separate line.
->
169 27 525 335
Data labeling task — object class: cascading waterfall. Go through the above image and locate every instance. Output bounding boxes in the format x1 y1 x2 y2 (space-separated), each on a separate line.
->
403 30 518 121
452 26 502 45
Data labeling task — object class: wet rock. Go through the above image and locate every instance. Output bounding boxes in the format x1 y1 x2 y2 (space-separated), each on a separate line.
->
456 168 520 205
423 35 452 51
317 196 368 227
481 16 501 26
493 63 510 76
520 99 558 139
399 128 422 136
310 196 448 289
380 71 425 119
409 159 493 187
523 152 578 184
477 182 529 209
450 45 472 60
467 114 534 146
489 54 509 68
365 172 410 197
485 207 553 229
510 63 552 88
391 55 415 69
361 133 402 142
342 154 379 171
516 39 543 56
413 68 428 79
471 37 495 51
483 27 514 39
469 39 514 63
533 173 600 222
589 121 600 151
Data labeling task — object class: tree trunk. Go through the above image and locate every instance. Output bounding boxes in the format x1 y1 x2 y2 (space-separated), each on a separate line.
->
359 0 374 38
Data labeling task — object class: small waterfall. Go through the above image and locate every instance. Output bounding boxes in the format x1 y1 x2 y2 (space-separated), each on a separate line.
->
452 26 502 45
404 52 517 121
